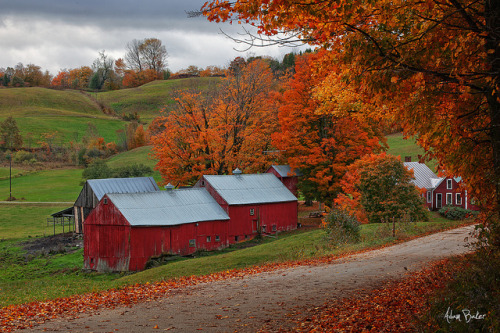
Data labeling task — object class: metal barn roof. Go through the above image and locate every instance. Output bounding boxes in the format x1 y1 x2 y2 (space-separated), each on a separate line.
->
202 173 298 205
403 162 440 189
106 188 230 226
268 165 303 177
87 177 159 201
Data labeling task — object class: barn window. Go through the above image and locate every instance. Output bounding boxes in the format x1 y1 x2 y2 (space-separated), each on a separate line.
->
235 236 239 242
446 193 452 205
206 236 211 243
189 239 196 247
427 191 432 203
215 235 220 242
447 179 453 189
103 198 108 205
456 193 462 205
272 225 277 232
249 208 255 216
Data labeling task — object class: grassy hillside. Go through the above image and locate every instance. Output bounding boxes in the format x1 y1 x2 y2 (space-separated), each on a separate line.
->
0 87 126 145
105 145 163 183
0 78 221 147
0 88 101 116
97 77 221 122
385 133 437 170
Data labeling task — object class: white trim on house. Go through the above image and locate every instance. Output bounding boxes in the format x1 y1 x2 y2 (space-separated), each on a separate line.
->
456 193 462 206
447 179 453 189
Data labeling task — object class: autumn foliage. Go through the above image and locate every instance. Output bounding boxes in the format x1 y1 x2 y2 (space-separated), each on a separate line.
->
272 52 383 205
202 0 500 244
335 153 428 223
149 59 278 185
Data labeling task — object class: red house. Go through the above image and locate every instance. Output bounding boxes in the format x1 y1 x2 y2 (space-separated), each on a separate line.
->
404 162 478 211
195 170 298 242
266 165 302 197
84 188 230 272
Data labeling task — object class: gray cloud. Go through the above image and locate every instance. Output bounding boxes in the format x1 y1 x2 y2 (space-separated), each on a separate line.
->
0 0 306 74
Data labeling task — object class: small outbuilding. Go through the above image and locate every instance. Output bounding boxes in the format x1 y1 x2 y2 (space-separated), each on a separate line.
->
266 165 302 197
74 177 159 234
195 171 298 242
84 188 230 272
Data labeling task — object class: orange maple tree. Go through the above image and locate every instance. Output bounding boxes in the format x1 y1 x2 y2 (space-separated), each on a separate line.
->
202 0 500 243
272 51 383 205
149 59 278 185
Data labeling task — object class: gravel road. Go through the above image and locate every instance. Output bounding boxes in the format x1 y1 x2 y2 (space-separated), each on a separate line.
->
25 225 475 332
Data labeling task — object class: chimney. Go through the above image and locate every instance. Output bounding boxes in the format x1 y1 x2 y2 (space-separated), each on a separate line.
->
164 183 175 191
232 168 242 175
405 156 411 162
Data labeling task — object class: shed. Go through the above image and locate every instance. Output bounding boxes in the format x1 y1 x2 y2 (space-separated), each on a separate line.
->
74 177 159 234
266 165 302 197
84 188 230 272
195 172 298 242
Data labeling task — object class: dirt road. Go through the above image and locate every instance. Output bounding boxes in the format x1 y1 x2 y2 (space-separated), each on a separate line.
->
25 225 475 332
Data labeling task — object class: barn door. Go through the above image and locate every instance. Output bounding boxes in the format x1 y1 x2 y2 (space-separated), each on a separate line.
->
97 225 130 271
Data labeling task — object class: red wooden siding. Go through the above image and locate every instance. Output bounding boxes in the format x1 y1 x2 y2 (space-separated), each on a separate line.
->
266 168 299 197
84 196 230 272
430 177 479 211
226 201 298 243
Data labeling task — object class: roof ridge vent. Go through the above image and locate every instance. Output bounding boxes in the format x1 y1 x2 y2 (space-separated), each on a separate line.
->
164 183 175 191
232 168 242 175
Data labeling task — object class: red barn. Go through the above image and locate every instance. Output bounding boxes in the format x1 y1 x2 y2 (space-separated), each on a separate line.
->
74 177 159 234
266 165 302 197
195 171 298 242
84 188 230 272
404 162 478 211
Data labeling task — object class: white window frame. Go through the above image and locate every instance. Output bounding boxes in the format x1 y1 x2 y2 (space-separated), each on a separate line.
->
427 191 432 203
447 179 453 189
446 193 453 205
456 193 462 206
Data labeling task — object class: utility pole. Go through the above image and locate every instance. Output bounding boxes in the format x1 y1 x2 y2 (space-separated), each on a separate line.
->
8 154 12 200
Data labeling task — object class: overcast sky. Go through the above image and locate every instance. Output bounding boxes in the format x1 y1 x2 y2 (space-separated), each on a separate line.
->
0 0 305 75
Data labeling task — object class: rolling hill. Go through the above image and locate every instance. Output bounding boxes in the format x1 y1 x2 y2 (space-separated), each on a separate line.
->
0 77 220 146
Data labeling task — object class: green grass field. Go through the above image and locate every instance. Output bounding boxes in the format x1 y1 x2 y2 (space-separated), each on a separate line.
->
0 204 71 239
0 168 82 202
105 145 163 183
0 87 128 146
0 88 101 116
97 77 221 122
385 133 437 170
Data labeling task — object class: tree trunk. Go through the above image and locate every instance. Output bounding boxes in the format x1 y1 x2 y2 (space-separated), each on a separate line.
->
485 0 500 247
